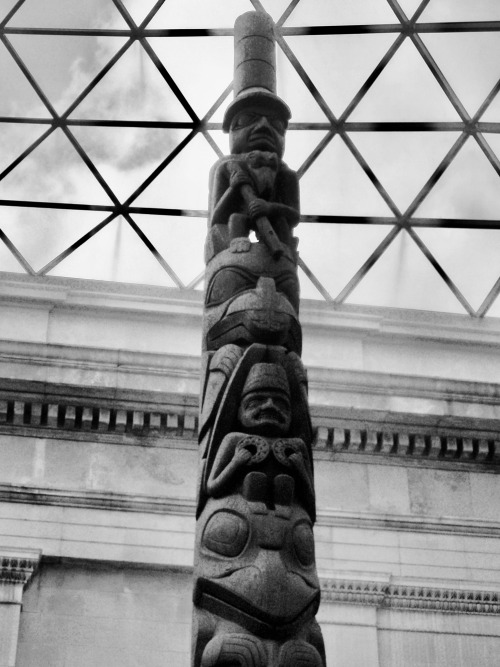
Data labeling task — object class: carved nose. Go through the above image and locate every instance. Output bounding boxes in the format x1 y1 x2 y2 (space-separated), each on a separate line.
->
255 277 277 302
254 115 272 130
260 397 275 408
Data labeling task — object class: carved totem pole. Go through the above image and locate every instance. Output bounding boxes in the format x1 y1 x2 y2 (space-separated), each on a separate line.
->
192 11 326 666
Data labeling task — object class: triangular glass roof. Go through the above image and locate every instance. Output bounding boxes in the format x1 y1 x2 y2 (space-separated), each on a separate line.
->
1 0 500 318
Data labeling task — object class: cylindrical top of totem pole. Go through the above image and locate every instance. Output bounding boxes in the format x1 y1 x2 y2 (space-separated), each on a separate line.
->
222 11 291 132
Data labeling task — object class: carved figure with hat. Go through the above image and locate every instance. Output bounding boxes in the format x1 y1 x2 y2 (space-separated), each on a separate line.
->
206 11 300 262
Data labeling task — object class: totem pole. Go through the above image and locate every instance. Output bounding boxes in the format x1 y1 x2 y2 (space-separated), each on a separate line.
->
192 11 326 666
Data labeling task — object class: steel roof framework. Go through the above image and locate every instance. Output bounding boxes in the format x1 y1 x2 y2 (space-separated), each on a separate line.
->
1 0 500 316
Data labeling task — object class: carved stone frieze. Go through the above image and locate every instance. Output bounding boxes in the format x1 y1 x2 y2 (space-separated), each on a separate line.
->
0 395 198 440
1 392 498 468
0 552 39 585
0 549 40 604
320 577 500 615
386 583 500 614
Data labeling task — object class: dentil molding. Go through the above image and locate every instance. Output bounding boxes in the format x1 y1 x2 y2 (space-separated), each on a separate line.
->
0 548 41 604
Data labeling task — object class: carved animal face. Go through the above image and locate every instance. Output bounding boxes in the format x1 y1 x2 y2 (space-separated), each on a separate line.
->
194 479 319 632
203 243 301 354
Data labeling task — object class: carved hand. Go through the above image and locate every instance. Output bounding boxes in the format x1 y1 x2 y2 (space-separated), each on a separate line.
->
248 198 271 221
229 167 252 190
234 446 253 465
289 451 305 470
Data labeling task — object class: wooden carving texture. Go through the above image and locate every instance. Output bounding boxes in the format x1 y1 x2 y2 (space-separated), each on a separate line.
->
192 11 326 666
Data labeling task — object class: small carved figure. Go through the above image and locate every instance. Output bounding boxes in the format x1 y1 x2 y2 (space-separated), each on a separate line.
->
203 363 315 520
207 111 300 258
204 10 300 262
198 345 314 514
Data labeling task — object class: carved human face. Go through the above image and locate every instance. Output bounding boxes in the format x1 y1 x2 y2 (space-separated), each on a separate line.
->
229 105 286 157
238 389 291 436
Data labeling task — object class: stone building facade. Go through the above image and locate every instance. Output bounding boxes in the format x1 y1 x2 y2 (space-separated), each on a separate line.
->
1 271 500 666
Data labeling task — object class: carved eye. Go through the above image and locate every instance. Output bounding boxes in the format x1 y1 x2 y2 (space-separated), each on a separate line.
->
293 521 315 567
231 111 286 134
205 267 256 307
269 116 286 134
232 112 258 129
202 511 249 557
275 272 300 312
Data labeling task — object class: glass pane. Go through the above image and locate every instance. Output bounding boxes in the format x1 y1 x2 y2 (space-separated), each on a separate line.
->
7 0 127 29
134 132 216 210
346 229 468 314
419 0 500 22
349 131 461 212
415 137 500 220
482 290 500 318
298 222 391 298
349 38 461 121
283 129 330 172
0 41 51 117
481 93 500 122
0 122 48 174
416 227 500 311
0 235 29 273
71 126 191 202
72 41 192 122
8 35 127 114
484 134 500 168
285 0 397 26
48 216 178 287
276 43 330 122
259 0 295 22
0 128 113 205
117 0 159 26
396 0 427 18
149 0 254 28
298 265 330 301
207 130 230 157
0 206 106 272
299 135 395 216
421 32 500 116
0 0 22 22
149 36 233 120
133 214 206 285
285 33 397 117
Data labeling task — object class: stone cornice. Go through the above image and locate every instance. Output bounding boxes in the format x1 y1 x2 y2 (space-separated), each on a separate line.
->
0 484 197 516
2 484 499 538
319 576 500 614
0 386 199 443
315 508 500 537
4 272 500 347
5 338 500 407
1 377 499 469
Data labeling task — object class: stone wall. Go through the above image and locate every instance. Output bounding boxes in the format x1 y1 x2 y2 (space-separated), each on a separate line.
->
1 273 500 666
17 562 191 667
